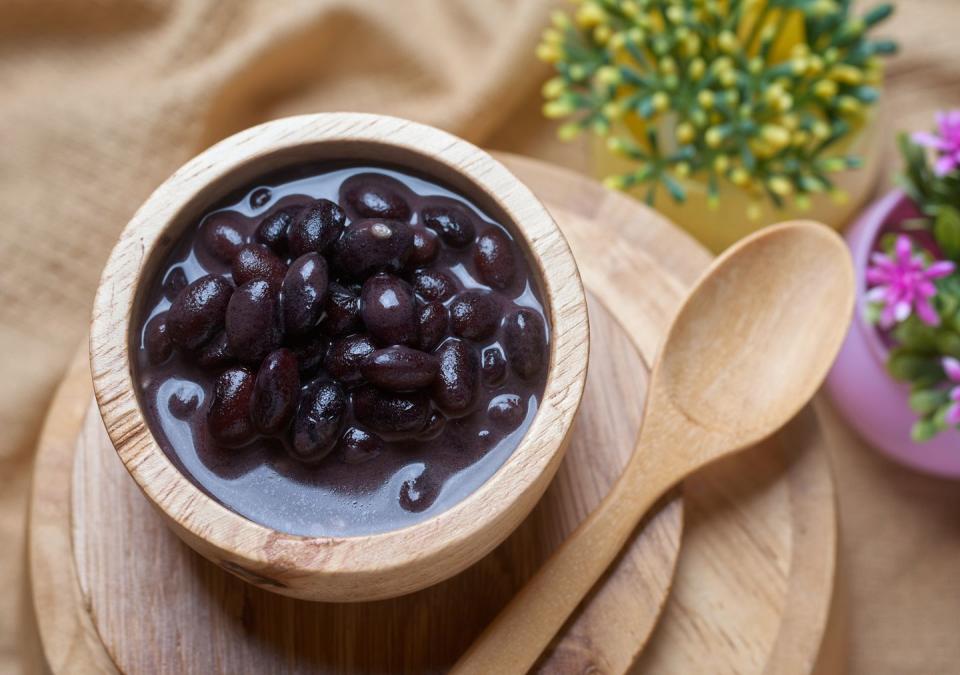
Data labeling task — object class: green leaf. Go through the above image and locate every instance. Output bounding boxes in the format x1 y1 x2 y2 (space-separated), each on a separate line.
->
909 389 948 415
934 205 960 260
887 350 943 387
911 418 939 442
891 319 941 354
935 330 960 359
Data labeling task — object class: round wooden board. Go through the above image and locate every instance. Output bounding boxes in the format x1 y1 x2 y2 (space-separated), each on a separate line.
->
29 154 840 674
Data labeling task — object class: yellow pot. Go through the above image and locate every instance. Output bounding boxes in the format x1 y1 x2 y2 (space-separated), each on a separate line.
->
592 110 883 254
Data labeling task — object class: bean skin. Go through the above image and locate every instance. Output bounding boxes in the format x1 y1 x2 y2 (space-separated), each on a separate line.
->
432 338 480 414
412 268 458 302
449 290 500 341
361 346 439 391
333 219 414 279
232 243 287 289
250 349 300 434
291 381 347 462
421 203 476 248
352 385 431 434
417 301 448 352
288 199 345 257
207 367 256 447
474 227 517 289
167 275 233 351
324 334 376 384
280 253 328 337
341 173 412 221
200 213 245 263
225 279 281 364
503 308 547 379
337 427 384 464
144 313 173 365
360 273 418 347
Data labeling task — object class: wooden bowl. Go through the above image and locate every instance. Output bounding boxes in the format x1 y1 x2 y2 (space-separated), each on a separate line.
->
89 113 589 602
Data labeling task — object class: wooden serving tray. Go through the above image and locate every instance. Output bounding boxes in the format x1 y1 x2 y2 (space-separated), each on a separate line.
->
29 154 840 673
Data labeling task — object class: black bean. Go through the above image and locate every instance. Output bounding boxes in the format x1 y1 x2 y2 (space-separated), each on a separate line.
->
162 267 188 301
337 427 384 464
232 243 287 289
324 334 376 384
421 204 476 248
200 213 245 263
360 273 418 346
281 253 328 336
225 279 281 364
323 282 362 335
408 225 439 267
475 227 517 289
288 198 345 257
361 346 439 391
255 204 301 254
503 308 547 379
432 338 479 414
193 331 234 369
488 393 526 431
249 187 272 209
417 301 448 351
145 313 172 365
250 349 300 434
341 173 412 221
168 385 200 419
399 471 440 513
412 268 458 302
167 275 233 350
449 290 501 341
481 345 507 385
207 367 255 447
333 219 414 279
291 381 346 462
352 385 431 434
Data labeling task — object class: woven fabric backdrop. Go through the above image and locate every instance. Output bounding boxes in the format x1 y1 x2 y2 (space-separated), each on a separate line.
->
3 1 959 672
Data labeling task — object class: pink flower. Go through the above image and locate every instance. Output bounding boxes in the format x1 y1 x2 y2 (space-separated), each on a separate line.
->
942 357 960 426
912 110 960 177
866 235 954 328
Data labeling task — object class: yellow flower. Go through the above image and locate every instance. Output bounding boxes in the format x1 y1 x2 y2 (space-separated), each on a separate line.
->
697 89 715 109
603 175 627 190
652 91 670 112
768 176 794 197
541 77 566 99
595 66 621 86
761 125 791 150
575 2 605 28
536 43 562 63
558 123 582 141
543 99 574 118
676 122 696 144
706 126 725 148
813 79 837 100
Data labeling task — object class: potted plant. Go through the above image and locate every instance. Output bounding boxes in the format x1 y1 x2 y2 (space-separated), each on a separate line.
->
537 0 896 252
826 111 960 477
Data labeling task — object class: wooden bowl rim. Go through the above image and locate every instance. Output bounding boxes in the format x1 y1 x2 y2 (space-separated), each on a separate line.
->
89 113 589 594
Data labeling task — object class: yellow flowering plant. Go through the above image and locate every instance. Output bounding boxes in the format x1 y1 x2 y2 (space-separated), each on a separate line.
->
539 0 896 215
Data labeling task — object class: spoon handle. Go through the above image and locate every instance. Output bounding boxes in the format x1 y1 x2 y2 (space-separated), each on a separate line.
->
450 451 667 675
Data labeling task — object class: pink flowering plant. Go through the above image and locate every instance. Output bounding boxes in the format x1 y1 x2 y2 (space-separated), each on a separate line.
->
866 111 960 440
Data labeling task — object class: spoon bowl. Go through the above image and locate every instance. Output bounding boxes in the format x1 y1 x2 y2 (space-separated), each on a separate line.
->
657 220 855 455
453 220 854 674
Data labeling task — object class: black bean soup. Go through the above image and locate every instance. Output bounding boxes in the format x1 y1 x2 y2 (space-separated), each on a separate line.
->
136 165 550 536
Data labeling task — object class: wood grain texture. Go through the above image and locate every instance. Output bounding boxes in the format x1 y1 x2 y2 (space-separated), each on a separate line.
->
29 154 840 674
88 113 590 601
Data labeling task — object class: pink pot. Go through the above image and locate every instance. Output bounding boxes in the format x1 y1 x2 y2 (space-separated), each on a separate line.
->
826 189 960 478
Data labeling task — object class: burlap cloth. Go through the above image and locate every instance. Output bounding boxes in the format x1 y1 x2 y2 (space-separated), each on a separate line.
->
3 1 959 672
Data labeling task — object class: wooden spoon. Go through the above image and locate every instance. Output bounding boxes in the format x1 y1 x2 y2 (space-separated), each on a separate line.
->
452 220 854 675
